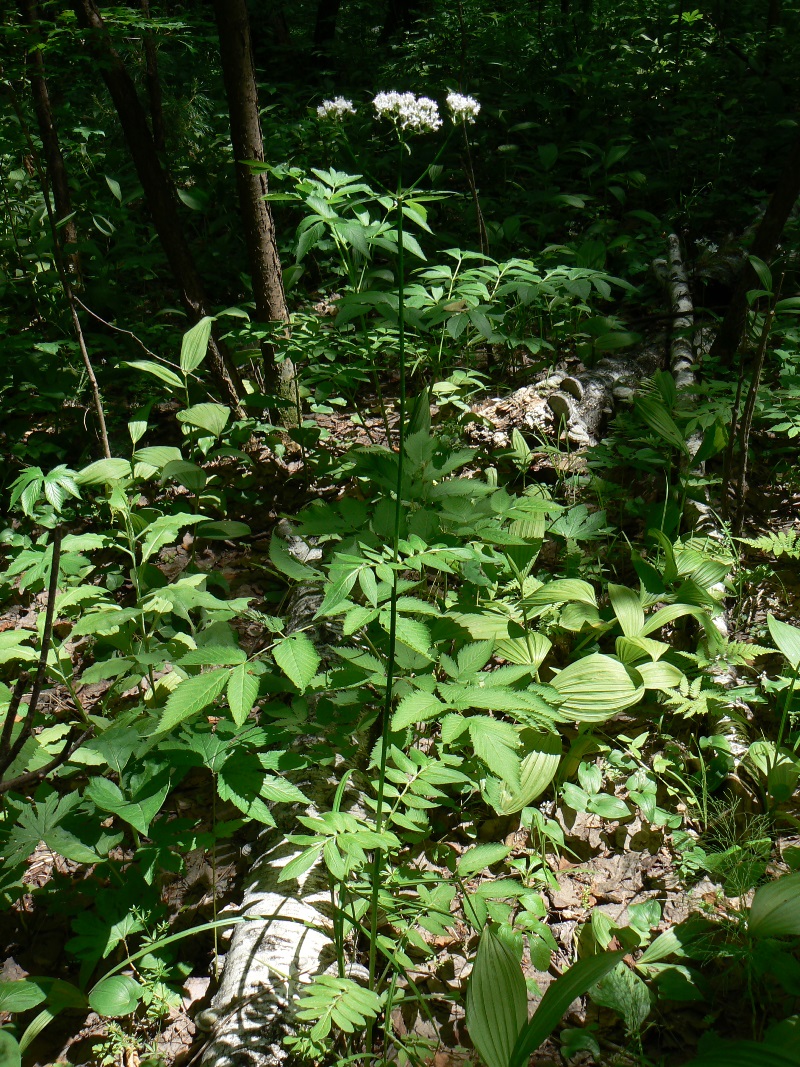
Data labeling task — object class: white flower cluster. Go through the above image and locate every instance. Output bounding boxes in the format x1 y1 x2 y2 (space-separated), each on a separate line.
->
316 97 356 120
446 91 481 124
373 91 443 133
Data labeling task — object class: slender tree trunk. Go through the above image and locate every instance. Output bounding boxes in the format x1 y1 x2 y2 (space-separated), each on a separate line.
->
19 0 81 280
70 0 244 415
709 129 800 367
313 0 341 49
140 0 166 153
212 0 298 425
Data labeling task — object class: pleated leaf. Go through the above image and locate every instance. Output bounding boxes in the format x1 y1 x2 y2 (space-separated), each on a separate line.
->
466 925 527 1067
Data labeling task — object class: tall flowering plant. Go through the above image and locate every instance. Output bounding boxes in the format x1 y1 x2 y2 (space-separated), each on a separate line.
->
318 86 482 1035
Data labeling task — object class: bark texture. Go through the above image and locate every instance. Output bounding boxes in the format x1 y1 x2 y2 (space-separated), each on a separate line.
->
212 0 298 421
20 0 81 278
140 0 166 154
71 0 244 414
709 128 800 367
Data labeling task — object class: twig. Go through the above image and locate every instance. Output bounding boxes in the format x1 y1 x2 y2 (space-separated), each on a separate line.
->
73 295 163 361
0 726 93 795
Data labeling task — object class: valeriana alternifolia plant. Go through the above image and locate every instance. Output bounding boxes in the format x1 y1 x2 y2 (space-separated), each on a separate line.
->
446 91 481 124
316 96 356 120
372 91 443 133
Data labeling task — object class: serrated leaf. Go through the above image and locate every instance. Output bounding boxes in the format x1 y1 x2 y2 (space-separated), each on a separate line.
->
394 616 432 656
179 646 246 666
227 663 259 726
157 669 230 733
273 633 320 692
391 691 448 730
469 717 520 788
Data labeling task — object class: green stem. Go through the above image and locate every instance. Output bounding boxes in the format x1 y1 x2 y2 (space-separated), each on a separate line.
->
366 149 407 1053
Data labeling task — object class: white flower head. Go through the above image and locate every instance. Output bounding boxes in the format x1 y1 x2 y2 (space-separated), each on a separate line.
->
446 91 481 124
373 91 443 133
317 97 356 121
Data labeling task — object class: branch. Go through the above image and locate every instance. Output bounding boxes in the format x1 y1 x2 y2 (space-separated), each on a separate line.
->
0 528 62 779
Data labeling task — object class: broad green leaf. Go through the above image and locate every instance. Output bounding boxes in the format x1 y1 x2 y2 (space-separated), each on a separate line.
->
227 663 259 726
682 1043 800 1067
134 446 183 469
75 459 132 486
273 633 320 692
608 583 645 637
0 980 48 1013
641 602 708 636
509 952 624 1067
636 660 685 691
177 403 230 438
88 975 142 1018
551 653 643 722
466 925 527 1067
522 578 597 611
768 614 800 669
180 316 214 375
122 360 184 390
590 962 651 1035
196 520 251 539
586 794 631 819
494 730 561 815
105 175 122 201
391 691 448 731
458 844 512 877
161 460 206 492
270 534 318 580
749 872 800 938
0 1030 21 1067
157 669 230 733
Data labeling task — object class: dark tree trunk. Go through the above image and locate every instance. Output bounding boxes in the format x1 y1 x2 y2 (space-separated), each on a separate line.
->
313 0 341 49
709 129 800 366
211 0 298 423
19 0 81 279
70 0 244 415
140 0 166 154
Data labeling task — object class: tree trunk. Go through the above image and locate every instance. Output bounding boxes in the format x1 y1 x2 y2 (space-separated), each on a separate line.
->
70 0 244 415
19 0 81 280
313 0 341 49
212 0 298 424
709 129 800 367
140 0 166 154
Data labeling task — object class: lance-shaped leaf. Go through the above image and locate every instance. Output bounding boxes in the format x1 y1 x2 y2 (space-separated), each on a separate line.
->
509 952 624 1067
